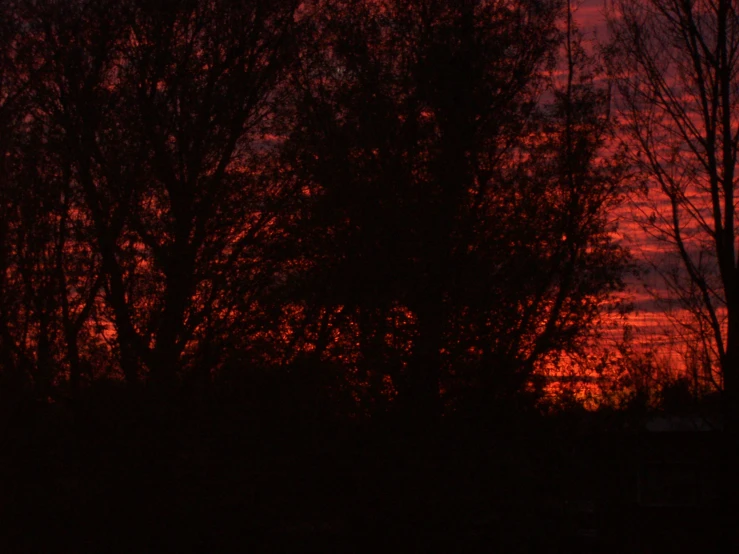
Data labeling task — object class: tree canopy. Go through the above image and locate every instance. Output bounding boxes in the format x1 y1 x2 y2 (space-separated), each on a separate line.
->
0 0 628 416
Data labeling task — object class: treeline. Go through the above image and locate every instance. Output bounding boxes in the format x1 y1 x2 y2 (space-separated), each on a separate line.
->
0 0 628 417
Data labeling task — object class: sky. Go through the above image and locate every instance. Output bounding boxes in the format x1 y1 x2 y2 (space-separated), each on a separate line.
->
576 0 609 39
570 0 704 370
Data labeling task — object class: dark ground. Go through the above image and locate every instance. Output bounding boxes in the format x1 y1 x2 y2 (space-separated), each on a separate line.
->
0 385 724 553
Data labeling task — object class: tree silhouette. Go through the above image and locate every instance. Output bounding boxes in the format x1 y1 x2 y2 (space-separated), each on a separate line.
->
607 0 739 547
19 0 301 386
284 0 628 417
606 0 739 425
0 2 34 388
1 3 691 551
0 0 628 415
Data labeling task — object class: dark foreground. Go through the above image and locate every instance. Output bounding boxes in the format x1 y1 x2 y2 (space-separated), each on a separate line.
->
0 386 724 553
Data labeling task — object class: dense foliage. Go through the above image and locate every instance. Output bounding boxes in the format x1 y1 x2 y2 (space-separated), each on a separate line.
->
0 0 628 415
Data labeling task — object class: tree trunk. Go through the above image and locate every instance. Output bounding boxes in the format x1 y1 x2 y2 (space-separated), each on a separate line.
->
403 300 444 423
64 322 82 394
151 250 195 387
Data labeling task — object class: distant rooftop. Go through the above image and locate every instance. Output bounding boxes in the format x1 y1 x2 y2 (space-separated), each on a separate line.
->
645 415 722 433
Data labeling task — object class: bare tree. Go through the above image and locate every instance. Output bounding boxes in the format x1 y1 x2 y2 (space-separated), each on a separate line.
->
285 0 628 417
0 0 34 386
606 0 739 422
25 0 301 385
0 3 109 396
606 0 739 547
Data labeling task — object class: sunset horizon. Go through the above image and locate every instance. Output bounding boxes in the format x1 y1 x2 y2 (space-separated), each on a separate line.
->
1 0 736 551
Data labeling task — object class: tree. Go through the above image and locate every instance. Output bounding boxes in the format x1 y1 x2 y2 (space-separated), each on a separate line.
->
606 0 739 422
285 0 628 417
0 1 111 397
0 0 34 387
606 0 739 547
23 0 301 385
0 0 628 412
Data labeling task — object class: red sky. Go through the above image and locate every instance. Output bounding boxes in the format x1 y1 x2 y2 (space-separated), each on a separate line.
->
572 0 698 370
576 0 608 38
